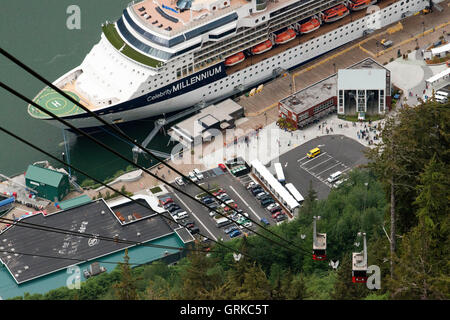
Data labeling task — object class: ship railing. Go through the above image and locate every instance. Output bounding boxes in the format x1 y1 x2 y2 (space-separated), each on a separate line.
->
127 0 240 38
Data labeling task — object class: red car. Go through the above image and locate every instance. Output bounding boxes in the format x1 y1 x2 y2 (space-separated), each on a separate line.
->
218 163 227 172
272 211 283 219
213 189 225 196
161 198 173 205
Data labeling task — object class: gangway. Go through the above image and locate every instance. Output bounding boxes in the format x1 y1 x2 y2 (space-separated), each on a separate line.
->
132 101 208 162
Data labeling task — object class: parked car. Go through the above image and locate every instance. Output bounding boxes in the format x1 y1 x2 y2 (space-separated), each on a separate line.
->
224 225 238 234
276 214 287 222
185 221 195 229
171 208 184 216
229 229 242 238
189 226 200 234
213 189 225 196
272 211 282 219
246 182 257 189
260 217 270 226
209 211 216 217
269 206 282 213
167 205 181 213
208 202 219 210
218 163 227 172
175 211 188 220
175 177 185 186
161 198 173 205
256 192 268 200
261 199 275 207
193 168 204 180
251 187 264 196
188 171 198 182
164 203 179 210
266 203 278 211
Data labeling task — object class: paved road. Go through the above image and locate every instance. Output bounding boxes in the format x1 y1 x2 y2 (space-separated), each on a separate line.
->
276 135 368 200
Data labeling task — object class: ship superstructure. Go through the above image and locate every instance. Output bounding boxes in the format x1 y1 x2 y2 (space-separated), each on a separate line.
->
28 0 428 128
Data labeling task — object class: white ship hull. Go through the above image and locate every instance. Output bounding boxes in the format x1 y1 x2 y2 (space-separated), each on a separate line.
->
44 0 426 129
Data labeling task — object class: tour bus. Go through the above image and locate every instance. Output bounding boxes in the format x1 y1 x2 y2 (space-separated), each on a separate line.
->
285 183 304 205
215 216 232 228
274 162 285 183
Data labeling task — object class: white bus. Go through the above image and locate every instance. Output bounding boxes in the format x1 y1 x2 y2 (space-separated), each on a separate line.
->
215 216 232 228
285 183 304 205
274 163 285 184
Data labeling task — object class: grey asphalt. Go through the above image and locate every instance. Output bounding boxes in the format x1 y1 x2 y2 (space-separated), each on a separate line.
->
164 168 276 242
275 134 368 200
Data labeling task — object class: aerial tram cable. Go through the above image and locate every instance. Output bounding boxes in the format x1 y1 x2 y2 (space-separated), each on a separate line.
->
0 47 304 252
0 125 281 261
0 81 304 255
352 232 368 283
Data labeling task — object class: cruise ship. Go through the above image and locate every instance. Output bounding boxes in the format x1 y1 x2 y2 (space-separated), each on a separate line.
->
28 0 428 128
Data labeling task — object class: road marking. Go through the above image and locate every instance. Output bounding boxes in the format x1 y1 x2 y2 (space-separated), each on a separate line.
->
284 162 288 168
300 152 327 166
307 156 333 170
172 192 217 241
229 185 261 221
316 162 342 176
297 156 307 162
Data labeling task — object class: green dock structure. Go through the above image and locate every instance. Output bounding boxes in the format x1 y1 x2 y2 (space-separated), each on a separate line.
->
57 195 92 210
25 165 70 202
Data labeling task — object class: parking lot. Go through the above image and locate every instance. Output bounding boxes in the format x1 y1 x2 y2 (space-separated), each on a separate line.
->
276 135 368 200
159 166 281 243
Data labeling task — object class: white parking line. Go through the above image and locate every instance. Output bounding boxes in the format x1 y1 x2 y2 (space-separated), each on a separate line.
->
229 185 261 221
300 152 327 166
307 156 333 170
316 162 342 176
297 156 307 162
172 193 217 241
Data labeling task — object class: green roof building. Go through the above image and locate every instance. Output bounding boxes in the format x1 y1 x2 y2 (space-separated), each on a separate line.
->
25 165 70 202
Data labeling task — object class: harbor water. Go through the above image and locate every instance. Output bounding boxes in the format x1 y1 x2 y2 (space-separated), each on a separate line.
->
0 0 175 183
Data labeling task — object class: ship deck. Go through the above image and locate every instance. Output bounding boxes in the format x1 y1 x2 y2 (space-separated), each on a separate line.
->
226 0 397 75
132 0 247 35
28 82 97 119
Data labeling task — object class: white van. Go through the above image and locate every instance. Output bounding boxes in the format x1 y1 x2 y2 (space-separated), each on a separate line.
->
175 211 188 220
327 171 342 183
193 168 204 180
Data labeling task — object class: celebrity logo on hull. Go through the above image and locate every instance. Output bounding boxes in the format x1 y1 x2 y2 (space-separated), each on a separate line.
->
146 65 223 102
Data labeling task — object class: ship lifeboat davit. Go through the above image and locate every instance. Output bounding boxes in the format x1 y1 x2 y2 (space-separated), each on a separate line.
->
275 28 296 45
299 18 321 34
349 0 377 11
322 4 350 23
251 40 273 55
224 52 245 67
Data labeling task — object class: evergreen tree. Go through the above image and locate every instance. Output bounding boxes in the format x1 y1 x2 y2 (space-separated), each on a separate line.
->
113 249 138 300
388 155 450 299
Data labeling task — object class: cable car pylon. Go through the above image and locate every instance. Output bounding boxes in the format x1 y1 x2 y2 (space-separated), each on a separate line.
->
352 232 368 283
312 216 327 260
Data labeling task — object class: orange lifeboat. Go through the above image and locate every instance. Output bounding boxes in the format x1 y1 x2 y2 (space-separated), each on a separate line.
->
322 4 350 23
349 0 377 11
251 40 273 55
224 52 245 66
275 28 296 45
299 18 321 34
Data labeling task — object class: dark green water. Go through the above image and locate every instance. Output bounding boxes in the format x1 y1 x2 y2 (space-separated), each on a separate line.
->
0 0 173 182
